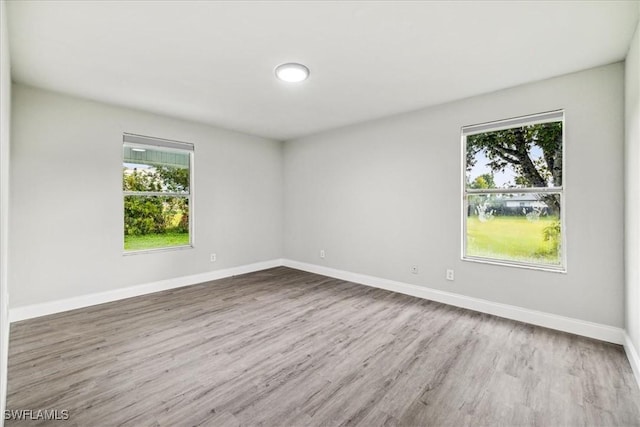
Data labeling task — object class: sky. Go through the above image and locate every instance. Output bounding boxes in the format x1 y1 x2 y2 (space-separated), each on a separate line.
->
467 145 545 188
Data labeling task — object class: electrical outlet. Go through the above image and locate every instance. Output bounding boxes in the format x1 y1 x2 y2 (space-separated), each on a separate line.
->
320 249 325 259
410 265 418 274
210 253 217 262
446 269 454 281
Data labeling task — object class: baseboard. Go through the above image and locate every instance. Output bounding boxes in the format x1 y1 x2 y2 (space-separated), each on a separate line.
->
282 259 625 345
9 257 627 347
624 333 640 390
9 259 283 322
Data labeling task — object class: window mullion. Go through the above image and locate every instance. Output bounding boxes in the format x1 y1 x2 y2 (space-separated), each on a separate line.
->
124 191 189 197
465 187 562 195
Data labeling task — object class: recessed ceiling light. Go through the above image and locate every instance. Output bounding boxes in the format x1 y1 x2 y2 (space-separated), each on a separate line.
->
275 63 310 83
131 148 146 152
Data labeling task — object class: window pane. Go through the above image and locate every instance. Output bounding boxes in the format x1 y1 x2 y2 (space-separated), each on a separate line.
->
123 146 190 193
466 121 562 189
124 196 190 251
466 193 561 266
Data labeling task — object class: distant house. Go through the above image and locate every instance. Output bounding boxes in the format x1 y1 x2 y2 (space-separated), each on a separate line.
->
468 194 550 216
503 194 548 209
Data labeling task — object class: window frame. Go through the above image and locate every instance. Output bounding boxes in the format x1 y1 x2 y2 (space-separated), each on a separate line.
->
122 133 195 255
461 110 566 272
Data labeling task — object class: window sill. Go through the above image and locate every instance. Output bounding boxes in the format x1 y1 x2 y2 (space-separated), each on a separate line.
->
123 245 194 256
462 256 566 274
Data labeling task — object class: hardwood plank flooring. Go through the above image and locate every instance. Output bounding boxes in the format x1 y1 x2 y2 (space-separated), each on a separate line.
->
6 267 640 426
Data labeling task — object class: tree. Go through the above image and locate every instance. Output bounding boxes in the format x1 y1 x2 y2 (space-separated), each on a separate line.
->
123 165 190 235
466 122 562 212
154 165 189 193
469 173 496 189
154 165 190 233
123 168 166 235
466 123 562 187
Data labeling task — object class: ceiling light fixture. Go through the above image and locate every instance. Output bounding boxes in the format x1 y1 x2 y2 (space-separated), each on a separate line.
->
131 148 146 152
275 63 310 83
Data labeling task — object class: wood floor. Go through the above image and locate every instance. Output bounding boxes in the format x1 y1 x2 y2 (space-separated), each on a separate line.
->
6 267 640 426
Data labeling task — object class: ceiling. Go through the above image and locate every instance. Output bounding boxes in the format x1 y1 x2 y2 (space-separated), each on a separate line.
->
6 1 639 141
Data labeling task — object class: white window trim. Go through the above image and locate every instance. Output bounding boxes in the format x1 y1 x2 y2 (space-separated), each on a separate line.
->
461 110 566 273
122 133 195 255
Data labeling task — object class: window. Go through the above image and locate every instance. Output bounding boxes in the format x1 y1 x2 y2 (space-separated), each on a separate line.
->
123 134 194 253
462 111 565 270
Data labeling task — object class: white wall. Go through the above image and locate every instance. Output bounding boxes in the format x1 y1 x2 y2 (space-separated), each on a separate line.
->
626 22 640 351
284 63 625 327
9 84 283 308
0 0 10 421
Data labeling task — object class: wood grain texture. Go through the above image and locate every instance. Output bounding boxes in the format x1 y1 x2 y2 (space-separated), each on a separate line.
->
6 267 640 426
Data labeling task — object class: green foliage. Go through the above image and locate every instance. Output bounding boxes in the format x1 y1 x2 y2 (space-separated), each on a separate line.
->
123 165 190 239
154 165 190 233
174 206 189 233
124 196 165 236
469 173 496 189
154 165 189 193
467 122 562 213
541 219 562 257
123 167 157 192
466 122 562 187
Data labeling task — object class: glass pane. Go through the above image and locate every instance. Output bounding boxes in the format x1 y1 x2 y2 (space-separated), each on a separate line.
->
123 146 190 193
466 193 561 266
124 196 190 251
466 121 562 189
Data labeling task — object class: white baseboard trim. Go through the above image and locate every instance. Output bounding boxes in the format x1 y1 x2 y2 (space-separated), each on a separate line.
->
9 259 283 323
8 258 627 347
282 259 625 345
624 333 640 390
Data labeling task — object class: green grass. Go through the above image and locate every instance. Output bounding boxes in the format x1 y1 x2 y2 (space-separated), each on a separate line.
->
467 216 560 265
124 232 190 251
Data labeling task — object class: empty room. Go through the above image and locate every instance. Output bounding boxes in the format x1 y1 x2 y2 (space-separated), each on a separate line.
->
1 0 640 425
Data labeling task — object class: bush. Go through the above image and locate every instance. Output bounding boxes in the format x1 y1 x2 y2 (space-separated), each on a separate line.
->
124 196 166 235
123 166 190 236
